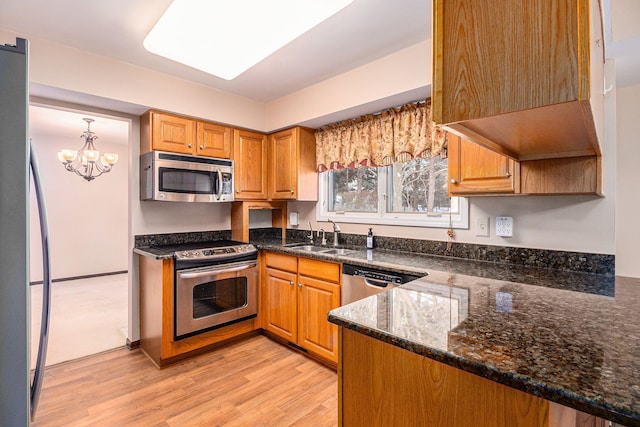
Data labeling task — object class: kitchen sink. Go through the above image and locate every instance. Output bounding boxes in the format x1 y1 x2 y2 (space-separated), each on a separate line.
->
322 248 355 255
284 243 355 255
292 245 331 252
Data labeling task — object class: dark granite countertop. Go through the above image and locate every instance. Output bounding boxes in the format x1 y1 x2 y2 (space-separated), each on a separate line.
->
327 267 640 426
133 246 175 260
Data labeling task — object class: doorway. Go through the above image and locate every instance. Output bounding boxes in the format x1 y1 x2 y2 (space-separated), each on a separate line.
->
28 104 130 367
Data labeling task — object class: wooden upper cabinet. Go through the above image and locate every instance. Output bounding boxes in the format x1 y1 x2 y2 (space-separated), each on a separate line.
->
448 134 518 195
233 129 268 200
142 111 196 155
140 110 232 158
432 0 604 161
449 133 601 196
196 122 231 158
268 127 318 201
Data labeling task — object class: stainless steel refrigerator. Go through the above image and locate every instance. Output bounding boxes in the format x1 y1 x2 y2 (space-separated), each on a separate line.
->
0 37 52 424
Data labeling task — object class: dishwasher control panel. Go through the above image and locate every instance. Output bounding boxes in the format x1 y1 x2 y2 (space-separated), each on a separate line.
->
342 264 423 284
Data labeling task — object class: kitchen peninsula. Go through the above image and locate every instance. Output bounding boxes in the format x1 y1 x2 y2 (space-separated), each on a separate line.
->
328 263 639 427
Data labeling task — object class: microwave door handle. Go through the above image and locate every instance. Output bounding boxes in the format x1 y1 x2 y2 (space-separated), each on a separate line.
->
216 169 222 201
179 262 257 279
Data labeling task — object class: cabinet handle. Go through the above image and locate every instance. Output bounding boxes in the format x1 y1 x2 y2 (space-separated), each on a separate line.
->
297 283 302 288
188 144 192 148
289 281 294 286
505 173 512 178
450 178 458 184
290 190 294 194
199 145 204 149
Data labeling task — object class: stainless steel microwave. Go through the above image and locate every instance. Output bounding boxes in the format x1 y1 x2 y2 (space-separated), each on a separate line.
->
140 151 234 202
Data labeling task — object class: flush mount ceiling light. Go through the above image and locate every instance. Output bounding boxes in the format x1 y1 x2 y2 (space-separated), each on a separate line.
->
143 0 353 80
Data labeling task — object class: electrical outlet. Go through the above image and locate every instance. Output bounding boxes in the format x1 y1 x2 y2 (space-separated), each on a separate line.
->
496 216 513 237
476 217 489 237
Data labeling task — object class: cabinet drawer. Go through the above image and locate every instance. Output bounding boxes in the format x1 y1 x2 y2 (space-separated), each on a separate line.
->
298 258 340 283
265 252 297 273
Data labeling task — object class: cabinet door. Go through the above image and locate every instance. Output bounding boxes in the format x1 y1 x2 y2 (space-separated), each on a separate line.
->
448 134 518 195
197 122 231 158
269 128 297 199
297 275 340 363
151 112 196 155
264 267 297 342
233 129 267 200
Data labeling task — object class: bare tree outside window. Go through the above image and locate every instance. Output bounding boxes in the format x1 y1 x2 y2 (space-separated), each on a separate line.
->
389 157 450 214
329 167 378 212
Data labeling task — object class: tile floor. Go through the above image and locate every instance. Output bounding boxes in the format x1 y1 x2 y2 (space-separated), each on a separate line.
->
30 273 128 368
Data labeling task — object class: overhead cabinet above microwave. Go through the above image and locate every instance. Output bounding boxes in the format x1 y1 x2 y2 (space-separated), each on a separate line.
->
140 110 232 159
432 0 604 162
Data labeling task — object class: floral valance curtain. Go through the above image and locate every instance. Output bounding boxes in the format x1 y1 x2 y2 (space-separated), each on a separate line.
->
315 99 447 171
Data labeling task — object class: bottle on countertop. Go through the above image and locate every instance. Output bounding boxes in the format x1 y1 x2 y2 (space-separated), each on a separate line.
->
366 228 374 249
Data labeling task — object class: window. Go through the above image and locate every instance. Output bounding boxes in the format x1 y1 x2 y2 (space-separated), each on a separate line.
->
318 157 468 229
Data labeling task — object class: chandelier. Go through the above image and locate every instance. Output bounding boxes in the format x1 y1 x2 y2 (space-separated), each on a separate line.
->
57 118 119 182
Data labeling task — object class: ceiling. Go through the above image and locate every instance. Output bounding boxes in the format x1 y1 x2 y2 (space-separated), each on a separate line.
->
0 0 430 103
4 0 640 141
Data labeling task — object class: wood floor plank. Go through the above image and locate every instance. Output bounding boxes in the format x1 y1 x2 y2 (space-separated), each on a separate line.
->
32 335 337 426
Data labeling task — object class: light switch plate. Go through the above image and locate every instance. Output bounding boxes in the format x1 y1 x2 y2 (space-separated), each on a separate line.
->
289 212 299 226
495 216 513 237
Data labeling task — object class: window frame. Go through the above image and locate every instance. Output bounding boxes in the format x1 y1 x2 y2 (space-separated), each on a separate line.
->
317 166 469 229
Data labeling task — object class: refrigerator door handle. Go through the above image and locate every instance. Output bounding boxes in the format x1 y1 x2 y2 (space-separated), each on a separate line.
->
29 139 52 421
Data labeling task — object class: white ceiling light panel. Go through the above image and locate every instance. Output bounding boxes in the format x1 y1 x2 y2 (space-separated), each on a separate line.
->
144 0 353 80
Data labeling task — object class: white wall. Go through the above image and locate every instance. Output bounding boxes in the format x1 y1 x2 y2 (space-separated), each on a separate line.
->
29 123 128 281
614 83 640 278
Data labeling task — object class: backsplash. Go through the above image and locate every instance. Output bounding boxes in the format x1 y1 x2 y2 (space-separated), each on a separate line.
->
135 228 614 276
281 228 614 276
134 230 231 248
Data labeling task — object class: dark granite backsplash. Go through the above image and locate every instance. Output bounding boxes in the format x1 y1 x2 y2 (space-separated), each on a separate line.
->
283 228 614 276
134 230 231 248
135 227 614 276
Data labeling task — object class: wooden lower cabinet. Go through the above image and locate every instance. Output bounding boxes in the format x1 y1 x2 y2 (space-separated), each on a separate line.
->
138 255 257 367
262 252 341 365
339 328 606 427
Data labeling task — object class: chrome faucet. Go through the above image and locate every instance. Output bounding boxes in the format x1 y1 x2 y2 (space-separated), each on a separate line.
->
307 221 314 244
328 219 341 246
318 229 327 246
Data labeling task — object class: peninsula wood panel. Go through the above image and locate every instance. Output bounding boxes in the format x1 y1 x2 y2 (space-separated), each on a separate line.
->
340 328 549 427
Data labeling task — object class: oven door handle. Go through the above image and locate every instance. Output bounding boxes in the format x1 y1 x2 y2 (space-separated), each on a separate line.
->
178 262 257 279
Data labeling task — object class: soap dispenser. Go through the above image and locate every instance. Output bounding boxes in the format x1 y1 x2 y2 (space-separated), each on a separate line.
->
366 228 374 249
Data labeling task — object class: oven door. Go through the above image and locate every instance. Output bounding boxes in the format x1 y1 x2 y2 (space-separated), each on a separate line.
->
175 260 258 340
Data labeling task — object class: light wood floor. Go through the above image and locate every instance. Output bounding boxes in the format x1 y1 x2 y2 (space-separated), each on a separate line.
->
32 334 338 426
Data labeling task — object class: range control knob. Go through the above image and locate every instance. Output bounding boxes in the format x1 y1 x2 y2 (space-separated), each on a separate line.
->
192 251 200 257
181 252 190 258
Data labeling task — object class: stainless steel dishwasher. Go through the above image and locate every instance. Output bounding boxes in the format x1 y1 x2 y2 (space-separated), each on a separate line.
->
341 263 423 305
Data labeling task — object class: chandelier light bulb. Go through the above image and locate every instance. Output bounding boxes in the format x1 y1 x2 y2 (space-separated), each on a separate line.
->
83 150 100 162
57 149 78 163
102 153 118 165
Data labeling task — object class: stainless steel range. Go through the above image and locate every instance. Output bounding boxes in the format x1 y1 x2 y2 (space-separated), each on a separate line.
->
169 240 258 340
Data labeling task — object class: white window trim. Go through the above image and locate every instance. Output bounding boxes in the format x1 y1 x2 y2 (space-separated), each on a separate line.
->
317 169 469 229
